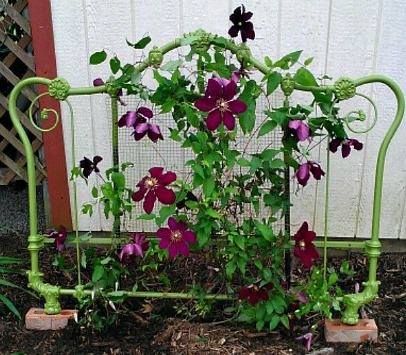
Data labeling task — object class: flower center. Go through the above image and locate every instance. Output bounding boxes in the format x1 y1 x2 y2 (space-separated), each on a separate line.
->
299 240 306 250
145 177 158 189
170 230 182 242
238 22 242 27
216 98 229 113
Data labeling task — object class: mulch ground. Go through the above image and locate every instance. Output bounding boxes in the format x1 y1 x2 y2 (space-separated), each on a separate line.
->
0 235 405 355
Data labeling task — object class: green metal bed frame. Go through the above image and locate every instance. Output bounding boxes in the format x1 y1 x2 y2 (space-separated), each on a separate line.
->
7 31 405 325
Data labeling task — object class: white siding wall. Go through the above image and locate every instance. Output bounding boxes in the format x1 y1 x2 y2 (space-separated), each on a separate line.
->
50 0 406 239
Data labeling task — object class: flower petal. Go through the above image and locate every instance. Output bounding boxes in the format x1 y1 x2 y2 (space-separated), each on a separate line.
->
228 25 239 38
183 230 196 244
329 138 341 153
195 97 216 112
135 122 149 134
156 185 176 205
168 217 178 230
125 111 138 127
149 167 164 178
206 78 222 98
158 171 177 185
143 190 157 214
168 243 179 258
223 80 237 101
137 106 153 119
228 99 247 114
341 143 351 158
296 163 310 186
206 110 222 131
177 241 190 257
157 227 171 240
132 186 146 202
222 111 236 130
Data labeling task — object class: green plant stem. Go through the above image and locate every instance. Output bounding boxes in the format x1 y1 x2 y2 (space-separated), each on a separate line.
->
323 140 331 281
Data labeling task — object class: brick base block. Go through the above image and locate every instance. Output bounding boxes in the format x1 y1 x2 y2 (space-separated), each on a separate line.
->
25 308 78 330
325 319 378 343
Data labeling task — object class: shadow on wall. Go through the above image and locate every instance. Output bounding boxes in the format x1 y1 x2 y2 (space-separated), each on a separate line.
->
0 183 46 236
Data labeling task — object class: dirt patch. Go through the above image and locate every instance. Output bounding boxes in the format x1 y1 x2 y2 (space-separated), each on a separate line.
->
0 236 405 354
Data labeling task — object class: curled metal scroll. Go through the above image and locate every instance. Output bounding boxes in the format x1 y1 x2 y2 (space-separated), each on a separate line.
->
342 92 378 134
28 92 61 132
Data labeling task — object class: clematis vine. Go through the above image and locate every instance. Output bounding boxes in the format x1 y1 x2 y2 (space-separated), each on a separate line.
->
293 222 319 269
157 217 196 258
329 137 363 158
93 77 126 105
194 77 247 131
238 284 272 305
49 226 67 252
228 5 255 42
80 156 103 179
119 107 163 143
295 161 325 187
288 120 311 141
119 233 149 263
132 167 176 214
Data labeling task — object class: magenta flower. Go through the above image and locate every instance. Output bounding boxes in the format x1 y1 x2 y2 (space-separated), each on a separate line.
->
228 5 255 42
194 77 247 131
157 217 196 258
329 138 363 158
119 233 149 263
132 167 176 214
80 156 102 179
293 222 319 269
118 107 163 143
238 284 272 305
295 161 325 186
288 120 310 141
49 226 67 252
296 332 313 352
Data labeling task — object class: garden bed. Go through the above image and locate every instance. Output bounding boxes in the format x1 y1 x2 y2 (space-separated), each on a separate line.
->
0 235 404 354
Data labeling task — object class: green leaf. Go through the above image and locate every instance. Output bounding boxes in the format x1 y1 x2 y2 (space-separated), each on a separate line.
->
294 67 318 87
91 186 98 198
203 176 215 197
234 235 245 250
92 264 104 282
206 208 221 219
0 294 21 319
109 56 121 74
89 50 107 65
304 57 314 66
137 213 156 220
254 221 273 241
266 71 282 95
269 314 280 330
111 172 125 190
238 80 259 134
264 56 273 67
256 320 265 331
258 120 277 137
270 159 285 169
126 36 151 49
273 50 302 69
225 261 237 279
280 314 290 329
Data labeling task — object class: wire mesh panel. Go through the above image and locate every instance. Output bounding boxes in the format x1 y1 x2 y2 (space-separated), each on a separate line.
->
108 93 286 234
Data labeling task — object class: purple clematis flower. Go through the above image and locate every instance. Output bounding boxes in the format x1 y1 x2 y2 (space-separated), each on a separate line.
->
80 156 103 179
119 107 163 143
295 161 325 186
296 332 313 352
132 167 176 214
293 222 319 269
194 77 247 131
49 226 67 252
93 78 126 105
157 217 196 259
329 138 363 158
119 233 149 263
238 284 273 305
228 5 255 42
288 120 311 141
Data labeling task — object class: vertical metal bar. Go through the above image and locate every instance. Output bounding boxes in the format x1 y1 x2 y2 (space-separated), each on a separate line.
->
111 97 120 237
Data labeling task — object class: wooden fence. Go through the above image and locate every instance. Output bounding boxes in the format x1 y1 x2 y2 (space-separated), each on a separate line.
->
0 0 45 185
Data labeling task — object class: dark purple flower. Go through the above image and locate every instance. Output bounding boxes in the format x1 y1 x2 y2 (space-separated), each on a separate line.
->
238 284 272 305
288 120 310 141
132 167 176 214
296 332 313 352
119 233 149 263
228 5 255 42
194 77 247 131
295 161 325 186
329 138 363 158
157 217 196 258
80 156 103 178
293 222 319 269
93 78 105 86
49 226 67 252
